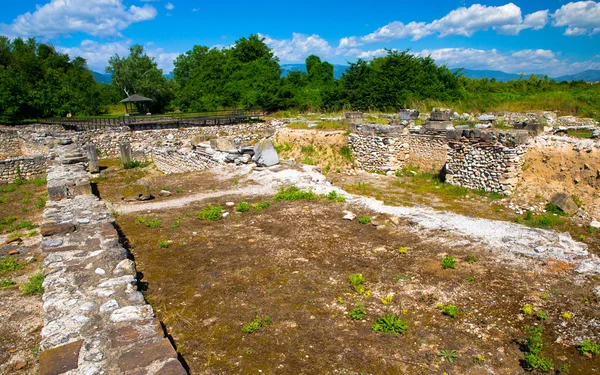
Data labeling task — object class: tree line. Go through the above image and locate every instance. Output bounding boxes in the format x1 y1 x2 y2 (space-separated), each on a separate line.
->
1 34 598 123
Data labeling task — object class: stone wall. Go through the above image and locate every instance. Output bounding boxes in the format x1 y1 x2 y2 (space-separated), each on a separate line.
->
0 155 47 183
152 148 217 174
0 127 22 159
38 148 186 375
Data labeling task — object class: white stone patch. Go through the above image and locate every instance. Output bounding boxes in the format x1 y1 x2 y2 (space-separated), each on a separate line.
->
110 305 154 323
99 300 119 314
94 268 106 275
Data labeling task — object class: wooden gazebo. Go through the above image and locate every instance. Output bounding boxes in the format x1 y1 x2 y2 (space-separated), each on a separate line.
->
120 94 153 115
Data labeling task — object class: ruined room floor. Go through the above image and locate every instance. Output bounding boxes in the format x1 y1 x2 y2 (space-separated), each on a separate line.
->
115 195 599 375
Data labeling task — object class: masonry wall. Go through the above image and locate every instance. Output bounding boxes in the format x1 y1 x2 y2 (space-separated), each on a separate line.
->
0 128 22 159
0 155 47 183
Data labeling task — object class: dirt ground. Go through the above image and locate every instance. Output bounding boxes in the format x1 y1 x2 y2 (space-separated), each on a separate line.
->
114 190 600 375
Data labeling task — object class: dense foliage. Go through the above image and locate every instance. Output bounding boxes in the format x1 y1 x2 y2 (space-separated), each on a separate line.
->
1 34 599 122
0 37 114 123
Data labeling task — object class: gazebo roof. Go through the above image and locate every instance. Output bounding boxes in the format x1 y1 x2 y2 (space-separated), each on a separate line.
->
120 94 153 103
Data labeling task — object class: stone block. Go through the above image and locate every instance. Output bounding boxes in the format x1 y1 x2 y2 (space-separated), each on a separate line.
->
118 338 178 372
39 340 83 375
550 193 579 215
399 109 419 120
430 108 452 121
209 138 237 153
48 183 68 201
40 222 75 237
252 139 279 167
122 181 151 201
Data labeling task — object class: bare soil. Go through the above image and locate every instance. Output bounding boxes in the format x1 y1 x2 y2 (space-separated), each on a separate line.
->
116 195 600 375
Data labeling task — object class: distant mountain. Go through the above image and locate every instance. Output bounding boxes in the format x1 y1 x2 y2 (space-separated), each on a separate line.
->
454 69 526 82
93 71 112 84
280 64 349 79
554 70 600 82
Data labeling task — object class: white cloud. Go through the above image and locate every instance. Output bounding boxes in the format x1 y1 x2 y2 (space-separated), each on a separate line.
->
415 47 600 76
552 1 600 36
496 10 549 35
58 39 179 73
192 8 200 12
260 33 335 61
361 21 431 42
338 36 362 49
0 0 157 38
356 48 389 59
165 2 175 11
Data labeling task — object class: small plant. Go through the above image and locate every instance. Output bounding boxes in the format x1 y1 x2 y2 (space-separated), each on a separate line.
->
545 202 569 216
541 291 550 300
350 302 366 320
578 340 600 356
438 350 458 363
0 277 16 288
349 273 366 294
273 186 316 201
465 275 475 282
146 218 161 228
464 255 478 264
524 353 553 371
372 314 408 335
26 229 38 238
122 160 142 169
237 201 250 212
21 272 44 295
134 216 147 225
358 216 371 224
537 311 548 321
170 219 180 228
8 232 22 239
245 348 253 355
522 325 554 371
264 316 273 325
175 188 183 193
522 303 534 316
252 201 271 211
196 204 223 221
158 240 169 248
398 247 407 254
0 257 25 272
441 256 457 269
340 146 352 162
473 355 486 364
561 312 572 320
326 190 346 203
380 294 393 305
242 316 262 334
438 304 459 318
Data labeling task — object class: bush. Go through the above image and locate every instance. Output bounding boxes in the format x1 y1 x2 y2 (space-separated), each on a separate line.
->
372 314 408 335
21 272 44 295
273 186 316 201
237 201 250 212
358 216 371 224
441 256 457 269
196 204 223 221
0 257 25 272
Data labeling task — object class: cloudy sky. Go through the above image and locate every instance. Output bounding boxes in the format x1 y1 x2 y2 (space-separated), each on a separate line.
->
1 0 599 76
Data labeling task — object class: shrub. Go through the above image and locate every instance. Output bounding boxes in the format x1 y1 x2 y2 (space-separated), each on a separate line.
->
372 314 408 335
242 316 262 333
438 304 459 318
350 302 366 320
158 240 169 248
196 205 223 221
358 216 371 224
441 256 457 269
237 201 250 212
22 272 44 295
273 186 316 201
0 277 15 288
524 353 553 372
578 340 600 356
0 257 25 272
252 201 271 211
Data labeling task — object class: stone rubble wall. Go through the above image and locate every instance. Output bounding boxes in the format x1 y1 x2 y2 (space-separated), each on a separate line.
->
152 148 218 174
0 155 47 183
38 149 186 375
0 127 22 159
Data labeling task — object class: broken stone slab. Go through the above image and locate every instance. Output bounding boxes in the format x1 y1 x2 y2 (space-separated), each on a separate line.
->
399 109 419 120
430 108 452 121
252 139 279 167
121 181 151 201
210 138 238 153
117 338 180 373
39 339 83 375
550 193 579 215
41 222 75 237
158 190 172 197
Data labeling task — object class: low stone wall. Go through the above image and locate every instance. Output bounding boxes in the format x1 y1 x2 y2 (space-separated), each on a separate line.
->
152 148 217 174
0 127 22 159
38 149 186 375
0 155 47 183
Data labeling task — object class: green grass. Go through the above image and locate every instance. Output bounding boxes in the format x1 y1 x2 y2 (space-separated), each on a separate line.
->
524 213 565 228
158 240 169 248
21 272 44 295
350 302 366 320
236 201 250 212
579 340 600 356
252 201 271 211
0 277 16 288
441 256 457 269
273 186 316 201
545 203 569 216
0 257 25 272
438 304 459 318
242 316 263 334
196 204 223 221
372 314 408 335
358 216 371 224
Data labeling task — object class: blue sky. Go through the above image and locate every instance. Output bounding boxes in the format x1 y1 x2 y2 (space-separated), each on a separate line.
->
1 0 599 76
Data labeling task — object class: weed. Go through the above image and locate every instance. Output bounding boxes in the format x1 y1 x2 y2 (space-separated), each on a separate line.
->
438 304 459 318
245 348 253 355
438 350 458 363
464 255 478 264
398 247 407 254
233 179 239 185
561 312 572 320
473 355 486 364
441 256 457 269
273 186 316 201
573 196 583 208
0 184 17 193
350 302 366 320
31 178 47 187
252 201 271 211
274 142 293 153
146 218 161 229
578 340 600 356
380 294 393 305
301 144 316 155
264 316 273 325
175 188 183 193
21 197 30 204
8 232 22 239
122 160 150 169
0 257 25 271
21 272 44 295
340 146 352 162
522 325 554 371
522 304 534 315
372 314 408 335
171 219 180 228
242 316 262 334
196 205 223 221
158 240 169 248
465 275 475 282
590 226 598 234
237 201 250 212
524 353 553 371
326 190 346 203
134 216 147 225
349 273 366 294
579 234 587 241
537 311 548 321
34 196 47 209
541 291 550 300
545 203 569 216
0 277 15 288
358 216 371 224
525 213 564 228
